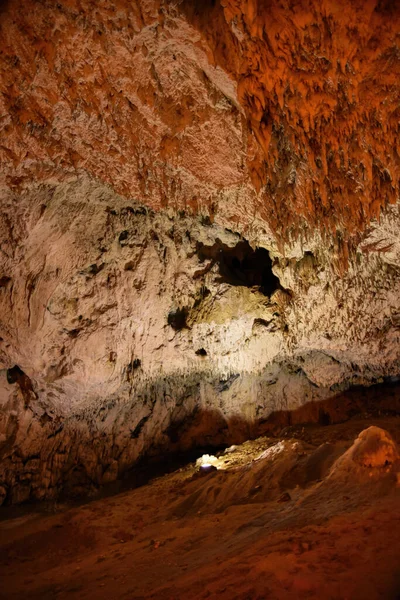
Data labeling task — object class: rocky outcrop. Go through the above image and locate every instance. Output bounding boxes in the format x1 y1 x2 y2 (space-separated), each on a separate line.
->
0 0 400 503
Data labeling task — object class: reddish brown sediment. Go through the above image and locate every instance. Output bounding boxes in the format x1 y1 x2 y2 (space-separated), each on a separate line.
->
1 417 400 600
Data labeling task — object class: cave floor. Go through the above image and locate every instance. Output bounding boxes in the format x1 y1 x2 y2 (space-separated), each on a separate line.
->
1 414 400 600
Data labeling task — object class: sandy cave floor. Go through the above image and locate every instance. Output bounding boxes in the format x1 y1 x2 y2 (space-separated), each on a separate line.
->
1 414 400 600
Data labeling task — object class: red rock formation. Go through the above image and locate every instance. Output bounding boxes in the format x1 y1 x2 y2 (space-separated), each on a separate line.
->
183 0 400 239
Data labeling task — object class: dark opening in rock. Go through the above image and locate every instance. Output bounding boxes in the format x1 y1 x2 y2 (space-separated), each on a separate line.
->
126 358 142 379
195 348 207 356
197 240 280 296
119 230 129 244
318 410 331 426
6 365 25 384
6 366 36 406
87 263 104 276
68 328 81 339
168 307 188 330
0 276 11 288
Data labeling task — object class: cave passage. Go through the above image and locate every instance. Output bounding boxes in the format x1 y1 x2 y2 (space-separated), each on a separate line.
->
197 240 280 296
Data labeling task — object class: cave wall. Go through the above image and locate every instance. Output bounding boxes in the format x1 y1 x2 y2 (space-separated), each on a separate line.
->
0 0 400 503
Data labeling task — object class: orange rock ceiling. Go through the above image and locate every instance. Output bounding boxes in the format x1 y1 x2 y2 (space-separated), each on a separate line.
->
0 0 399 241
183 0 400 238
0 0 251 218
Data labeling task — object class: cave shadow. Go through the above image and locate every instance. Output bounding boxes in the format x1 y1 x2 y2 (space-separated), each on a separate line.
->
1 379 400 511
196 239 281 297
93 379 400 503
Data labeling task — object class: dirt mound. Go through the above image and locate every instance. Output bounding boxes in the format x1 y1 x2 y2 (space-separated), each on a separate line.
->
172 426 400 518
172 438 345 516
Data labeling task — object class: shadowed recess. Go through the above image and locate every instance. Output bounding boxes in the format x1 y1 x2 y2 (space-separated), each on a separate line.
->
197 240 281 296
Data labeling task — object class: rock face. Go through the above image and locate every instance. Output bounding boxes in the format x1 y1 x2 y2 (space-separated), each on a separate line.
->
0 0 400 503
183 0 400 238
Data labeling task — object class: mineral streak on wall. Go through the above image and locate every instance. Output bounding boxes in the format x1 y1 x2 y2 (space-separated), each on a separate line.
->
0 0 400 504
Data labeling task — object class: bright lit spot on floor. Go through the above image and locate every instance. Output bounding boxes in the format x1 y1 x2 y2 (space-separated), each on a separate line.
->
196 454 220 469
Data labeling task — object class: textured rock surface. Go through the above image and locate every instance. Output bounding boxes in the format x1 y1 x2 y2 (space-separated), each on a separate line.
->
0 0 400 503
183 0 400 238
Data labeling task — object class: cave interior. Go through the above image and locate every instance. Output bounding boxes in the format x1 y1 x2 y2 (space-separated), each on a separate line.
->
0 0 400 598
